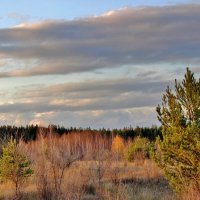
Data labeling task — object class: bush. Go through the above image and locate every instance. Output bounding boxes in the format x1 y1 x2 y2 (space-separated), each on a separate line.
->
125 137 151 162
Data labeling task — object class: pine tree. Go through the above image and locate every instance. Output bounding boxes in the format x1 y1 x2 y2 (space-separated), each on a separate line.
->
0 138 33 198
155 68 200 192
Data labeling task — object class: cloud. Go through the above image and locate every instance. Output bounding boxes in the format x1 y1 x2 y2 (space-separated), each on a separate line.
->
0 4 198 128
0 76 172 117
0 108 157 129
0 4 200 77
15 77 171 98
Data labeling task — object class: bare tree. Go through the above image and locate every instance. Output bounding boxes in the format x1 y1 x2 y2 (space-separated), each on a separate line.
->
33 128 85 200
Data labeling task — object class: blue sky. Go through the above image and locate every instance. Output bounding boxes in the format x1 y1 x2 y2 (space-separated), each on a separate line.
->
0 0 200 128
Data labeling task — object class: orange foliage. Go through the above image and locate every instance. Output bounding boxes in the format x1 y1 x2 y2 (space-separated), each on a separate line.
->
111 135 125 156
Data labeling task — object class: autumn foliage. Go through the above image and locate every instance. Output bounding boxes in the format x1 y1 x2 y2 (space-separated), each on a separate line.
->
111 135 125 157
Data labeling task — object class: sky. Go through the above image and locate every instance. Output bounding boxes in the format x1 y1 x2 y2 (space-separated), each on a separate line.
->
0 0 200 128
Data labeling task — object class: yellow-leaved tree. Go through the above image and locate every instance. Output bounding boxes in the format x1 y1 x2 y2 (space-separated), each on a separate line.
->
111 135 125 158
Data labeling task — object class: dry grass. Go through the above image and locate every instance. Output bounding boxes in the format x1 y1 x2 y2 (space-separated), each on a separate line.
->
0 181 14 199
180 187 200 200
0 159 175 200
0 134 176 200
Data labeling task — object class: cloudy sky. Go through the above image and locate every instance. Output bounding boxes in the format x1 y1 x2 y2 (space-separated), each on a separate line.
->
0 0 200 128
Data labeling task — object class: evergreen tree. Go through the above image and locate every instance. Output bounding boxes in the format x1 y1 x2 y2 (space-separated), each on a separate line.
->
0 138 33 198
155 68 200 192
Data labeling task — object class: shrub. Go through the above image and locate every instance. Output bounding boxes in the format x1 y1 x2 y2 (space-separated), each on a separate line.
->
125 136 151 162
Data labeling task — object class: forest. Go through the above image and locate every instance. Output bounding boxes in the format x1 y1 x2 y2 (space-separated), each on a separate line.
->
0 124 162 142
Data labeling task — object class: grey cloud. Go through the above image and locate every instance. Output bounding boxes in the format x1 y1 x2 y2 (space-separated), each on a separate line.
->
0 77 169 116
191 66 200 74
15 78 171 99
0 94 159 114
0 4 200 77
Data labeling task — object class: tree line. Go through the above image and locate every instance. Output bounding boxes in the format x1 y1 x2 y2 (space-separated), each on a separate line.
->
0 124 161 143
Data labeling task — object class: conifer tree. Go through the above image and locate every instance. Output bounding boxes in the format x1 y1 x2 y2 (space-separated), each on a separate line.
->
155 68 200 192
0 138 33 198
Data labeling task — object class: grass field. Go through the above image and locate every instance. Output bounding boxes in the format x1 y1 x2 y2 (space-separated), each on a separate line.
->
1 133 198 200
0 158 175 200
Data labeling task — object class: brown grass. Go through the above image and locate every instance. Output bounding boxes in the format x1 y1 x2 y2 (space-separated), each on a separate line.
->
0 133 176 200
180 187 200 200
0 159 175 200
